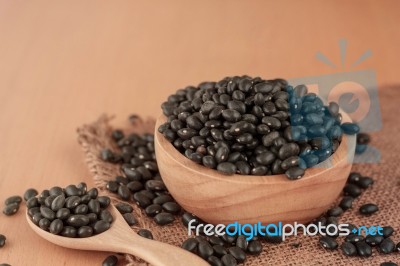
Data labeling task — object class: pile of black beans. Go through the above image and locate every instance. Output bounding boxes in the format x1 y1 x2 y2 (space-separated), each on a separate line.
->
101 131 182 226
158 76 359 180
26 183 113 237
316 171 399 264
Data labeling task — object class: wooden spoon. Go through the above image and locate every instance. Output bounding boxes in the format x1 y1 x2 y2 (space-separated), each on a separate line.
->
26 205 208 266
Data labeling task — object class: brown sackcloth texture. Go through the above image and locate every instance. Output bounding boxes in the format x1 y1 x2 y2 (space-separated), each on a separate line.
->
77 87 400 266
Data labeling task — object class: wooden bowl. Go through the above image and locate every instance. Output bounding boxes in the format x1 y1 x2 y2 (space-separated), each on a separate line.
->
154 113 356 225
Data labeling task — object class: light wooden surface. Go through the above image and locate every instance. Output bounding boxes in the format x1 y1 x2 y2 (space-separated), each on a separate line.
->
27 205 208 266
0 1 399 265
155 113 356 225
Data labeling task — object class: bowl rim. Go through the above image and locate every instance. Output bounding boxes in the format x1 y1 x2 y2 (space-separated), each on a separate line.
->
155 111 356 185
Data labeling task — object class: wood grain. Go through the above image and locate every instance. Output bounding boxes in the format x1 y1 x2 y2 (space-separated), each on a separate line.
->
0 0 399 265
155 113 356 225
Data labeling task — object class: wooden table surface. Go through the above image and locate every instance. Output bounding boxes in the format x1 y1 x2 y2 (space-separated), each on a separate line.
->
0 1 399 265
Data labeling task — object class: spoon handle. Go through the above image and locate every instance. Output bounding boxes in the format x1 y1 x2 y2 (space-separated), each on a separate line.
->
116 232 209 266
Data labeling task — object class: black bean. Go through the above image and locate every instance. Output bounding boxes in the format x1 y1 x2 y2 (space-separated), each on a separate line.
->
145 204 162 217
247 240 262 255
228 246 246 263
145 180 166 192
133 192 151 208
123 169 142 182
213 245 227 257
341 123 360 135
154 212 174 225
341 242 357 256
40 206 55 220
365 235 384 246
217 162 237 175
343 184 362 198
382 226 394 238
77 226 93 238
31 212 43 225
61 226 77 238
0 234 5 248
123 213 137 226
339 196 354 210
5 195 22 205
65 185 81 197
26 197 39 209
356 241 372 257
319 236 338 250
49 186 63 196
44 195 57 208
65 196 81 209
359 203 378 215
74 204 88 215
80 194 91 204
278 143 299 160
97 196 111 208
380 263 398 266
115 203 133 214
56 208 70 220
86 213 97 223
162 202 181 214
137 229 153 239
39 218 51 231
153 195 173 205
106 181 119 193
100 210 113 223
49 219 63 235
221 254 237 266
356 176 374 189
233 236 248 250
285 167 305 180
24 188 38 201
67 215 89 227
182 212 199 227
93 220 111 234
208 256 223 266
102 255 118 266
51 194 65 212
345 234 364 244
198 241 214 259
327 207 343 217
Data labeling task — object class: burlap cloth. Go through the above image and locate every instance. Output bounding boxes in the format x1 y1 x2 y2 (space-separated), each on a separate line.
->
77 87 399 266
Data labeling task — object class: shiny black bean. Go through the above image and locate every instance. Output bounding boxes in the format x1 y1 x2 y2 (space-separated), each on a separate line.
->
162 202 181 214
359 203 379 215
356 241 372 257
123 213 137 226
182 238 198 253
262 131 280 147
382 226 394 238
153 195 174 205
106 181 120 193
319 236 338 250
80 194 91 204
345 234 364 244
261 116 281 129
51 194 65 212
341 123 360 135
365 235 384 246
61 226 77 238
49 219 63 235
74 204 88 215
339 196 354 210
327 207 343 217
343 184 362 198
228 246 246 263
217 162 237 175
255 151 275 165
56 208 70 220
115 203 133 214
198 241 214 259
356 176 374 189
87 213 97 223
137 229 153 239
67 215 89 227
278 143 299 160
117 185 131 200
221 254 237 266
145 204 162 217
235 161 251 175
93 220 110 234
285 167 305 180
31 212 43 225
39 218 51 231
97 196 111 208
100 210 113 223
5 195 22 206
44 195 57 208
341 242 357 256
49 186 63 197
24 188 38 201
154 212 174 225
213 245 227 257
26 197 39 209
247 240 262 255
40 206 55 220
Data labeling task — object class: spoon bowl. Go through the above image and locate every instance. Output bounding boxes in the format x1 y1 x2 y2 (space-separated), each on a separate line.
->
155 112 356 225
27 205 208 266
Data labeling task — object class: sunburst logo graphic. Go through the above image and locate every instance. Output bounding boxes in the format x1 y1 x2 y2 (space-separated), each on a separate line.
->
289 39 382 163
